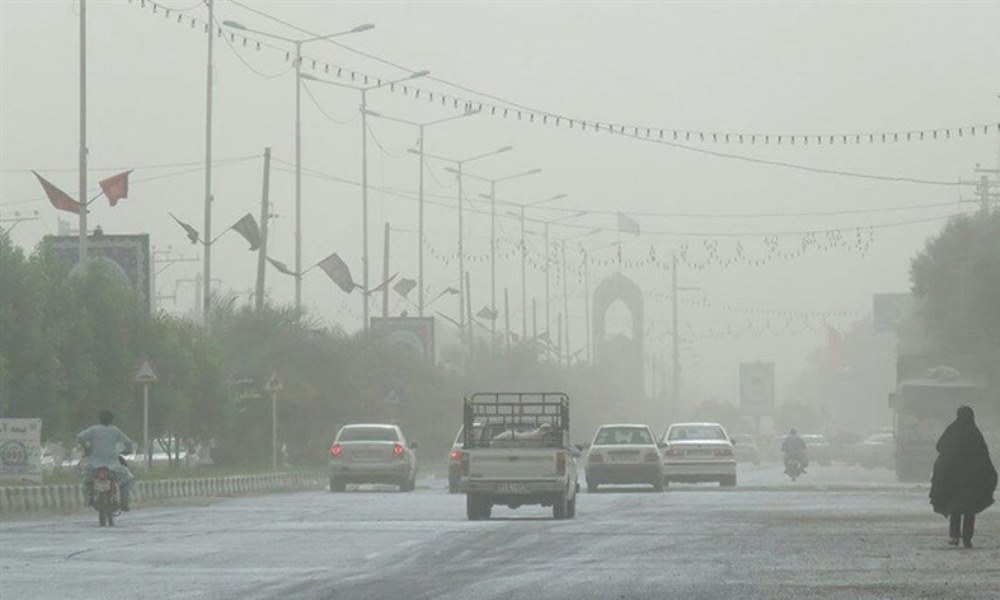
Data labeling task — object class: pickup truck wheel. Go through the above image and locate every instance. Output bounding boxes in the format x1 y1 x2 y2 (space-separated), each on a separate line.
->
720 475 737 488
586 482 598 493
566 496 576 519
448 477 460 494
652 479 664 492
552 493 567 520
466 494 490 520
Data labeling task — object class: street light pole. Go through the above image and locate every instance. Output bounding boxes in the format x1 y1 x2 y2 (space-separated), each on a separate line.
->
203 0 214 330
222 22 375 316
78 0 88 268
361 88 369 331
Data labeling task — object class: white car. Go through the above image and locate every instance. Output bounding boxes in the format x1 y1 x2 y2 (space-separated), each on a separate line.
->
585 424 663 492
328 424 418 492
661 422 737 488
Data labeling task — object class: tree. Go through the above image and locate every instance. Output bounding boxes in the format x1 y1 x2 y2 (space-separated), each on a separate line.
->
910 211 1000 380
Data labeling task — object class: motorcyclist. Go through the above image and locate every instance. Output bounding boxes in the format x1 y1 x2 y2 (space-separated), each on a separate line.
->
77 410 134 511
782 428 809 475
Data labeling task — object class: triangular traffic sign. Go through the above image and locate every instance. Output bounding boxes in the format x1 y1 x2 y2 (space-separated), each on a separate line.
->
264 371 283 392
134 358 159 384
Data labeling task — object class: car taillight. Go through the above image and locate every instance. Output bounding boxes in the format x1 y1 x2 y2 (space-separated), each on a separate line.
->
96 468 109 480
644 452 659 463
449 449 463 461
588 452 604 463
330 443 342 457
393 444 405 457
714 448 734 457
556 451 566 476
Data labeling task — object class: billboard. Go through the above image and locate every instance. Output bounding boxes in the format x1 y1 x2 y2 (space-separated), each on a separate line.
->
873 293 916 333
43 233 152 313
370 317 435 366
0 418 43 483
740 362 775 415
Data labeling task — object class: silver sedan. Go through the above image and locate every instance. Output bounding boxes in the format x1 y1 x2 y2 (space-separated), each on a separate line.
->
328 424 418 492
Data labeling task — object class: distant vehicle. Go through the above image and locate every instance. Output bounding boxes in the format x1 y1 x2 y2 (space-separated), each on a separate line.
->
889 368 994 482
328 424 418 492
853 432 895 470
729 434 760 465
447 423 481 494
585 424 663 492
459 392 579 520
660 422 737 488
800 434 832 466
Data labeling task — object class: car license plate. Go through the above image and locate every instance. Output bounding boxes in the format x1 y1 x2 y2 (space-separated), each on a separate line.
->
497 482 527 493
94 480 112 492
610 452 638 462
352 450 384 461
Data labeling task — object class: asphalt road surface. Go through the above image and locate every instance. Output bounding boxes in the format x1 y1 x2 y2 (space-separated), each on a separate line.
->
2 465 998 600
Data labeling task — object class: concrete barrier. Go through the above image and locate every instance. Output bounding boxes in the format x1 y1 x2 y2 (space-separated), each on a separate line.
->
0 471 323 516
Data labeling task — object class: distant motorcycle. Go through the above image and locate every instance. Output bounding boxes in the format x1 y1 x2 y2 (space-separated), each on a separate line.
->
784 455 806 482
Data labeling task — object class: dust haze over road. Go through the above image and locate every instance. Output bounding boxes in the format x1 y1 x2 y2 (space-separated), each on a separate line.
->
2 467 997 600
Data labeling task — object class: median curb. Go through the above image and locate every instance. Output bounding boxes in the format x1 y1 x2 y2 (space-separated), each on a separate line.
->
0 472 325 516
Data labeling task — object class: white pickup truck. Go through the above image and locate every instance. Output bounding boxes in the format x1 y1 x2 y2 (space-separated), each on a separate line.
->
458 392 580 520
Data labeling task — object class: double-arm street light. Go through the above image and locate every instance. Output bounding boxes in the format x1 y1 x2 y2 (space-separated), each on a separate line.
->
528 210 586 361
301 70 429 332
223 20 374 315
455 168 542 351
501 193 566 340
420 147 512 345
366 108 481 317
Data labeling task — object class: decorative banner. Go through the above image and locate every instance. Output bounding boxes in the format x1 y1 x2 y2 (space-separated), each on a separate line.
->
169 212 201 244
393 277 417 298
617 212 641 236
130 0 999 149
230 213 262 251
0 419 43 484
317 252 358 293
98 170 133 206
266 256 297 276
32 171 81 214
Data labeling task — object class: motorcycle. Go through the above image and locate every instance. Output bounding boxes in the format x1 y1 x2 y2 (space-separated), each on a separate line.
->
784 455 806 482
92 465 122 526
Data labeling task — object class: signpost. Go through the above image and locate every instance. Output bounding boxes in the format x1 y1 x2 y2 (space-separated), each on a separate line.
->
264 371 283 471
133 358 159 470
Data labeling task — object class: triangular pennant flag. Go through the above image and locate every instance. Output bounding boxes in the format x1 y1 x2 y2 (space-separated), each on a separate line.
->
393 277 417 298
317 252 357 293
617 212 640 236
230 213 261 251
99 170 132 206
32 171 81 214
169 213 201 244
476 306 497 320
266 256 296 276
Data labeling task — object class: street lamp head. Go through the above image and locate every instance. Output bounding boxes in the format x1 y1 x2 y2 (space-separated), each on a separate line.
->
406 148 420 155
464 107 483 116
526 168 543 176
362 108 382 117
551 193 567 201
444 166 459 175
299 72 319 81
222 20 247 30
496 146 513 154
351 23 376 33
410 70 431 79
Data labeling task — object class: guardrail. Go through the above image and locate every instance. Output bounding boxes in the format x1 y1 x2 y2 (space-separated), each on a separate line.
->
0 472 324 516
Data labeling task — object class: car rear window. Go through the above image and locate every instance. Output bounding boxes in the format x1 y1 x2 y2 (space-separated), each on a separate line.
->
594 427 653 445
338 427 399 442
668 426 727 441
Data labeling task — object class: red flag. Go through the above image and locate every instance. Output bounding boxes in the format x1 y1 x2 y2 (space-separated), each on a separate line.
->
828 327 843 372
32 171 81 214
99 170 132 206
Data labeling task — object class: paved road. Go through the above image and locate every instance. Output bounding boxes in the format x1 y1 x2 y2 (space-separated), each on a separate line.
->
2 465 997 600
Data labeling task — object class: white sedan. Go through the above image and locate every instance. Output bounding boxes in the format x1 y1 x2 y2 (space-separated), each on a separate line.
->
660 422 737 488
585 424 664 492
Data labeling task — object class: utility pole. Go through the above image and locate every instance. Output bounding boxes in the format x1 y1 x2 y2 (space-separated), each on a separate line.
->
256 148 271 311
532 298 538 355
520 206 528 340
504 287 511 353
544 222 551 362
203 0 215 330
671 252 680 412
465 272 474 360
583 246 591 364
78 0 88 268
561 240 570 365
382 223 391 319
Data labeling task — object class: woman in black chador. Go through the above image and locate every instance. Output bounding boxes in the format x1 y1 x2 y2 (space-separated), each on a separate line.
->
930 406 997 548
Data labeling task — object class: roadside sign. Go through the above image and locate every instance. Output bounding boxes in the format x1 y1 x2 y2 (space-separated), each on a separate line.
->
0 418 43 484
740 362 775 415
264 371 283 392
133 358 159 384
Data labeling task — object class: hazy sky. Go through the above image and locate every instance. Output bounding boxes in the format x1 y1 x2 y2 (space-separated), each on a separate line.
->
2 0 998 404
